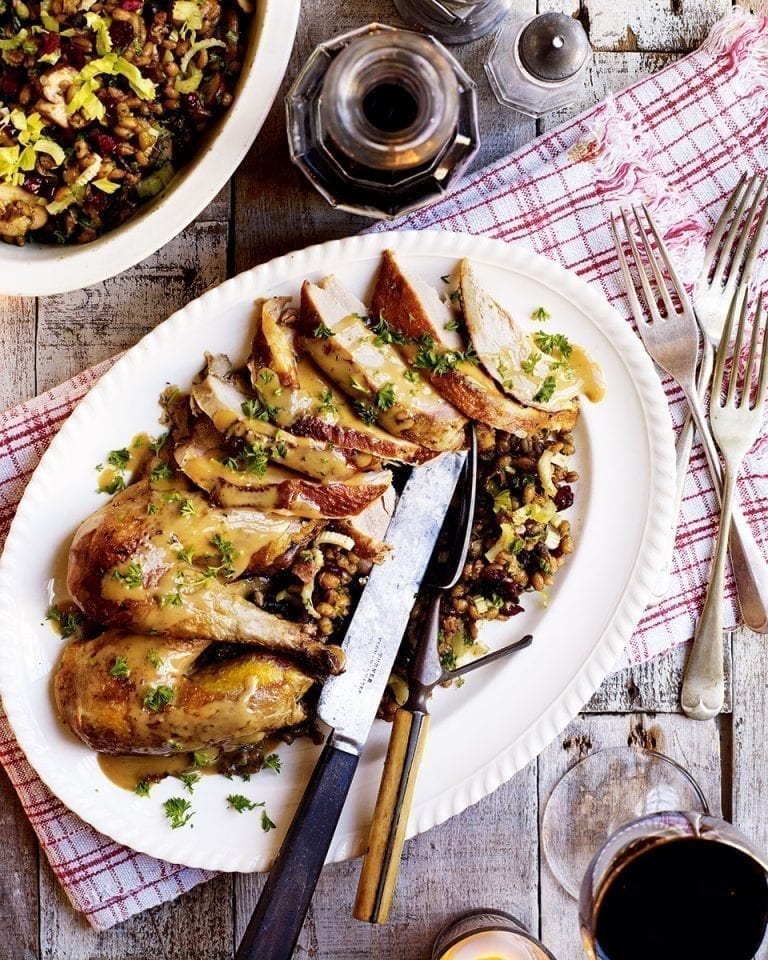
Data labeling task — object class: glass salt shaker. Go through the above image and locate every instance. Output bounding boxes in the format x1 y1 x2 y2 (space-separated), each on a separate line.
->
485 12 592 118
285 23 479 220
391 0 513 44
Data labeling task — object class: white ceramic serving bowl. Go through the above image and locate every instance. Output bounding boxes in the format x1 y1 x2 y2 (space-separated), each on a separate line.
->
0 0 300 297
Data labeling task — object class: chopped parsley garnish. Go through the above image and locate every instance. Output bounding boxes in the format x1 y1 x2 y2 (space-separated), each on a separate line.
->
101 475 126 495
227 794 262 813
113 562 144 589
533 331 572 360
147 648 163 668
444 318 460 332
263 753 282 773
258 370 274 383
159 590 183 608
273 440 288 459
150 462 174 483
179 498 196 517
163 796 193 829
241 399 260 419
241 443 268 476
318 388 338 415
143 684 174 712
412 335 478 375
46 604 83 639
211 533 236 577
109 655 130 679
439 648 458 670
176 545 194 564
176 772 200 794
531 306 551 323
349 375 368 394
404 369 418 383
148 432 169 453
449 289 463 304
533 376 557 404
193 748 218 767
146 502 158 515
372 315 407 346
521 352 541 375
313 322 335 339
107 448 130 470
354 401 378 425
134 779 151 797
261 811 276 832
242 397 278 422
376 383 396 410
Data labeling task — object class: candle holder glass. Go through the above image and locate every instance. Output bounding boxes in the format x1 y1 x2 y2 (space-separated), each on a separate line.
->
285 23 479 220
392 0 513 44
431 909 558 960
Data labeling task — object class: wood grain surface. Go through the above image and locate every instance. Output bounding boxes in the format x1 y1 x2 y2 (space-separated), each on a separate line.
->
2 2 766 959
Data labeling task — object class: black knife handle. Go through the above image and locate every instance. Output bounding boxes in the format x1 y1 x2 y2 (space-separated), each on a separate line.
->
235 737 359 960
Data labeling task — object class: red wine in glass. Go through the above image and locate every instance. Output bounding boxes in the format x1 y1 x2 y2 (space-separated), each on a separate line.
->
580 812 768 960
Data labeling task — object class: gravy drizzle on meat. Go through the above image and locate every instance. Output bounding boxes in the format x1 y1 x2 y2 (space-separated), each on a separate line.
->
51 252 603 792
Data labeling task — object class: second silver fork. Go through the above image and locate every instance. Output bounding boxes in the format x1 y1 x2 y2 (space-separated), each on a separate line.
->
611 205 768 633
682 290 768 719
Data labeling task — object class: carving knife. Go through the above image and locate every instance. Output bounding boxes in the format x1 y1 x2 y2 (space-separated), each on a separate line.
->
235 450 467 960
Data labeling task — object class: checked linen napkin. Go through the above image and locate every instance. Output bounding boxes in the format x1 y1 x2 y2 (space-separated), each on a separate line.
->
1 7 768 931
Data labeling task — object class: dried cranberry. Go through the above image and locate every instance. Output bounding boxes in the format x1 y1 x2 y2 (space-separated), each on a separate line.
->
553 485 574 512
501 601 523 617
108 18 134 49
121 0 143 8
41 31 60 55
496 579 521 603
87 189 110 213
67 45 87 70
95 132 118 156
479 566 505 587
184 92 209 120
22 173 43 194
0 71 21 99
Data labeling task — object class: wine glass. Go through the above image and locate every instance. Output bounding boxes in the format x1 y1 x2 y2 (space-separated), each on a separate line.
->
391 0 512 44
431 909 559 960
542 747 768 960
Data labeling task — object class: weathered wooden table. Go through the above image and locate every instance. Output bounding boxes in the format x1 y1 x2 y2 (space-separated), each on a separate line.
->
3 2 765 958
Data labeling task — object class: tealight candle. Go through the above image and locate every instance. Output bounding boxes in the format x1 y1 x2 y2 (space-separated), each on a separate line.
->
432 911 558 960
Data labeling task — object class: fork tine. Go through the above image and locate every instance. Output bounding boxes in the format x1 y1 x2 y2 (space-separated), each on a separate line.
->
632 205 677 317
640 203 689 302
610 213 655 338
713 286 739 404
727 285 750 407
732 176 768 295
743 290 763 408
756 292 768 406
700 172 749 288
723 175 768 297
712 174 757 290
619 208 661 323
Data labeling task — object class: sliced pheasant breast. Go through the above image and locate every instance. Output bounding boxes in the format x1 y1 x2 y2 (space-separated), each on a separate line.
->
459 259 602 412
298 279 467 452
371 250 579 434
248 299 436 466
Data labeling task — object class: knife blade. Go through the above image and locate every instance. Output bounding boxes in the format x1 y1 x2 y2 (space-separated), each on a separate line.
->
234 450 467 960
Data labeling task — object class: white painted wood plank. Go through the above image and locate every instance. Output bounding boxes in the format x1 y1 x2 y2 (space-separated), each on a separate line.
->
35 221 228 393
731 628 768 857
538 713 723 959
39 861 233 960
584 0 731 52
0 297 35 411
234 761 539 959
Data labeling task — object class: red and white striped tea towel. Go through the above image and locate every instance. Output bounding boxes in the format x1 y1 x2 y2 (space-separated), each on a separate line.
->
1 8 767 931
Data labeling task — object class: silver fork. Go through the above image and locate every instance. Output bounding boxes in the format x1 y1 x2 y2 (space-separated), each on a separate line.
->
670 174 768 568
681 291 768 719
611 205 768 633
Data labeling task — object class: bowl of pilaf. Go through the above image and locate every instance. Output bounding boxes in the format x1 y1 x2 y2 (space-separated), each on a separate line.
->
0 0 299 295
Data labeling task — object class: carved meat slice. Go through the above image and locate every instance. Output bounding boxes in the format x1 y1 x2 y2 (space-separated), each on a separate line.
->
174 417 393 519
299 279 467 451
191 354 361 481
371 249 579 434
66 479 344 675
55 630 316 755
248 299 436 466
459 259 589 415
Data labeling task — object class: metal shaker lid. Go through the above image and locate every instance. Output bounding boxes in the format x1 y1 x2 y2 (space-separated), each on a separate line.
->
518 12 590 83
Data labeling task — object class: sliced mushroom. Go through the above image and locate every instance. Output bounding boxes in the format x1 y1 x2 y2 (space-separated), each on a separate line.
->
0 184 48 239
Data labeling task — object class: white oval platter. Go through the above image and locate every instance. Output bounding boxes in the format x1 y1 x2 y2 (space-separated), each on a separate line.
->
0 0 300 296
0 230 675 871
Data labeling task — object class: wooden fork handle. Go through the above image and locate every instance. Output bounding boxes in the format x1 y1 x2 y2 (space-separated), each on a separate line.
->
353 707 430 924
